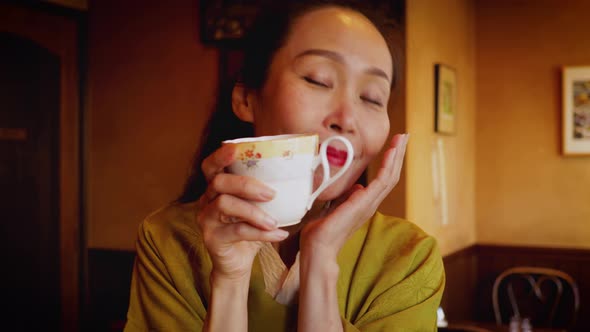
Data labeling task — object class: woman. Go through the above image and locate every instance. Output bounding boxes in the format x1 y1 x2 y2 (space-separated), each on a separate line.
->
124 2 445 331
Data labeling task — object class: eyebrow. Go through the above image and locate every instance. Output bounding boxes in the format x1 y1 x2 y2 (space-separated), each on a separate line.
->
294 48 391 83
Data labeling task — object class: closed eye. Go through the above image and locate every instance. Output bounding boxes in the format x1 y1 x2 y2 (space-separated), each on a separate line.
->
303 76 330 88
361 96 383 107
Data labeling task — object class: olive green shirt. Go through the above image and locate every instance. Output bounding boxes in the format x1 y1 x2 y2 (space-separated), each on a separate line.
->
124 202 445 331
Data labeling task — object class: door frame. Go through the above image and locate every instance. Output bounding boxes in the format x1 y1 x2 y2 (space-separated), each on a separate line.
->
0 3 85 330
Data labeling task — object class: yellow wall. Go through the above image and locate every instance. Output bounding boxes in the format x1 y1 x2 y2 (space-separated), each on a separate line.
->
87 0 590 252
475 0 590 249
406 0 478 256
371 20 407 220
87 1 218 250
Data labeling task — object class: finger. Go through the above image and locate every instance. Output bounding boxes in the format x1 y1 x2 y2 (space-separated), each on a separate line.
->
366 146 398 198
391 134 409 182
214 223 289 243
203 194 278 231
207 173 275 202
375 133 405 183
390 133 406 150
359 141 400 212
381 145 399 178
372 133 406 192
218 213 239 224
201 144 237 182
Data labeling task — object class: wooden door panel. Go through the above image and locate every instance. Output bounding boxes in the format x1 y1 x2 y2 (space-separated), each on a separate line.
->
0 3 81 330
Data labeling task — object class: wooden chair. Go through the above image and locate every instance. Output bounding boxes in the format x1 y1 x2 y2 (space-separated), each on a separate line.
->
492 266 580 330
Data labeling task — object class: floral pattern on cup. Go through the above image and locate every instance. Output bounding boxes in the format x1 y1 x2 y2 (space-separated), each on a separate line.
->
239 145 262 169
282 150 293 159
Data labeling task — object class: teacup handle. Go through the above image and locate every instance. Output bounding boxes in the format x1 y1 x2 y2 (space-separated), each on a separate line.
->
307 136 354 210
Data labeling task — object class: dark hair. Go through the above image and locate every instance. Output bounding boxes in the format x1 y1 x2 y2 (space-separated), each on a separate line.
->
177 1 404 203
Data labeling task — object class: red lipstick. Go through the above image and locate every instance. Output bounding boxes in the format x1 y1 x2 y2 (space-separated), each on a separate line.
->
326 146 348 167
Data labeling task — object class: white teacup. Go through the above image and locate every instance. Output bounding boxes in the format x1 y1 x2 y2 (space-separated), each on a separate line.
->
223 134 354 227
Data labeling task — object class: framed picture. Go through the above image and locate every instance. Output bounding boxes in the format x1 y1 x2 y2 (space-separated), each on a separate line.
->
200 0 264 47
434 64 457 135
562 66 590 156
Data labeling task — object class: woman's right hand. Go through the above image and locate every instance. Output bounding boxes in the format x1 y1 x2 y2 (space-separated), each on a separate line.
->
196 144 289 281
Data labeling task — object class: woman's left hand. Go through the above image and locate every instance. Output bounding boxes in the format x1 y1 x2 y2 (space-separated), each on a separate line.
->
300 133 409 259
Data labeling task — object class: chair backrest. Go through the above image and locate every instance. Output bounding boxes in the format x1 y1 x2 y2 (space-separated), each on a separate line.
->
492 266 580 329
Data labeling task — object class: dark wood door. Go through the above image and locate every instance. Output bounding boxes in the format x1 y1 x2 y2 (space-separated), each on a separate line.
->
0 31 61 330
0 2 82 330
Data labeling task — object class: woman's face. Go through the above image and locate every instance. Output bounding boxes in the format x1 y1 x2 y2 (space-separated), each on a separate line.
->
250 7 393 200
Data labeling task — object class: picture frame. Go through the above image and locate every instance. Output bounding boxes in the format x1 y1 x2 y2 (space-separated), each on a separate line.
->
434 63 457 135
200 0 262 47
562 66 590 156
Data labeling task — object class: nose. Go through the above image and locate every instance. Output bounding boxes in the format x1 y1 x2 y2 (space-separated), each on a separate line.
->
324 100 357 135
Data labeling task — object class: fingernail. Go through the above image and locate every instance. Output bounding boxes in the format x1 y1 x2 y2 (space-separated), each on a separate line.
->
272 229 289 240
265 216 278 228
259 188 276 200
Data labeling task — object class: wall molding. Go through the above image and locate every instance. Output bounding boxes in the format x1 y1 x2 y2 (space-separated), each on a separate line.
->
85 249 135 331
85 244 590 330
442 244 590 331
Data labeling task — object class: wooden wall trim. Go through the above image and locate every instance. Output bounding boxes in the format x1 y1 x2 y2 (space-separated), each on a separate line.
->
86 249 136 331
474 244 590 331
443 244 476 262
85 245 590 330
441 245 479 321
442 244 590 331
475 243 590 258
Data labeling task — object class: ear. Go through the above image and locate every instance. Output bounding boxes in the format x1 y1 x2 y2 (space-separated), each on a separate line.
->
231 83 254 123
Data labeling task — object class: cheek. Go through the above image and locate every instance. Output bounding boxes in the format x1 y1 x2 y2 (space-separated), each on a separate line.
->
255 93 294 135
265 82 321 133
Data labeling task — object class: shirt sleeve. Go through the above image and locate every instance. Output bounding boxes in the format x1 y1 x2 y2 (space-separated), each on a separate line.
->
124 218 207 332
340 229 446 332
